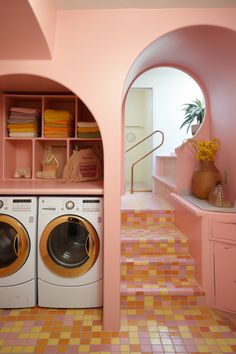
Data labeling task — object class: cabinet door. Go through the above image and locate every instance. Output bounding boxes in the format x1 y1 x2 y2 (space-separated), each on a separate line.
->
214 242 236 313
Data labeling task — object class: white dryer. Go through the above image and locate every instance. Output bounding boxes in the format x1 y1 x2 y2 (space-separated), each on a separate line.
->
37 196 103 308
0 196 37 308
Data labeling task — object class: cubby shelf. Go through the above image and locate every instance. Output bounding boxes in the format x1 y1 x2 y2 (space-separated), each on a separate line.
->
1 93 103 194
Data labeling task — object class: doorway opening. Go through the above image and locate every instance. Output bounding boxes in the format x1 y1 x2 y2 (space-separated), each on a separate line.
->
123 66 205 208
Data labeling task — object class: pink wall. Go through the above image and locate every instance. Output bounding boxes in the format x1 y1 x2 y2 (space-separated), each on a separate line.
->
172 197 203 285
28 0 57 57
0 0 55 59
0 7 236 330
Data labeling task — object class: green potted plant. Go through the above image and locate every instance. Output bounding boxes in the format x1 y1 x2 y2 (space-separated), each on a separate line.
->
180 98 205 135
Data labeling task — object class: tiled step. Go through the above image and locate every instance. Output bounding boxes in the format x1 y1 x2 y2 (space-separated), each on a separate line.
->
121 254 195 281
121 293 205 308
121 223 189 257
121 209 174 226
120 217 205 309
120 278 205 308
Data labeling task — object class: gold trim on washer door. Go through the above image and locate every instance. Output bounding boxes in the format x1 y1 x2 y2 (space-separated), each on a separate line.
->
0 215 30 277
40 215 100 278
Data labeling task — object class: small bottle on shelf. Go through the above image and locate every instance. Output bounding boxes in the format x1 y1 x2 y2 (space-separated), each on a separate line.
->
208 180 224 207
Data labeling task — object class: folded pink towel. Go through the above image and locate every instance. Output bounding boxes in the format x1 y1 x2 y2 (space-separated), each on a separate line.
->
10 107 39 115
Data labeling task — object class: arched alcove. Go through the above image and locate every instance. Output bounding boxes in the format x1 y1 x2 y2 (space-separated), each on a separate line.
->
0 73 103 192
122 25 236 199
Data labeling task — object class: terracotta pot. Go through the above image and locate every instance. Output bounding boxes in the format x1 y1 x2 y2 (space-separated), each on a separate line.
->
191 123 201 136
191 160 222 199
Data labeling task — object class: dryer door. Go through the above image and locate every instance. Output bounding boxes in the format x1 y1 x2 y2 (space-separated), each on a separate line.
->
0 215 30 277
40 215 100 277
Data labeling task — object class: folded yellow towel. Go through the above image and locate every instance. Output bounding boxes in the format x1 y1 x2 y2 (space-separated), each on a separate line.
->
8 123 38 129
44 109 72 119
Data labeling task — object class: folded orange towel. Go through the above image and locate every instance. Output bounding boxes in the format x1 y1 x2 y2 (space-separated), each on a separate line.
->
77 127 100 133
9 128 37 132
44 127 72 132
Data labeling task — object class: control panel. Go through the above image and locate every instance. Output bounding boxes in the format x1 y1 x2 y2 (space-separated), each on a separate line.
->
12 199 32 211
82 199 100 212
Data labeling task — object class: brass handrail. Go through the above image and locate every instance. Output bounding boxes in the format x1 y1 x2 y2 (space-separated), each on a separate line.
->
125 130 164 193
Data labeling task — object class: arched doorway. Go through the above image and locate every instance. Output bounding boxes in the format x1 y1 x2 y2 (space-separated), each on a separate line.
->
124 66 205 195
122 25 236 201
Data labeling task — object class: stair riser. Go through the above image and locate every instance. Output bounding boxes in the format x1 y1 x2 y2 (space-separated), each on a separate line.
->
121 294 206 309
121 211 174 226
121 264 195 281
121 241 188 257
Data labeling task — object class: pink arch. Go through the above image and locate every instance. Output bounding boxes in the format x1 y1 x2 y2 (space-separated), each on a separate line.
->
122 25 236 197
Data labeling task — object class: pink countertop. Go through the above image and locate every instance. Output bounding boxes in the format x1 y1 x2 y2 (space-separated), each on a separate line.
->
0 179 103 195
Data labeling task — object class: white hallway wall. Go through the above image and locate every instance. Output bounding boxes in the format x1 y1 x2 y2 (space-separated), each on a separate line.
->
132 67 204 160
125 88 153 189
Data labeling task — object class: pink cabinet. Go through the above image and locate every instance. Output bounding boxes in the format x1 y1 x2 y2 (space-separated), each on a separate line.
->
214 242 236 313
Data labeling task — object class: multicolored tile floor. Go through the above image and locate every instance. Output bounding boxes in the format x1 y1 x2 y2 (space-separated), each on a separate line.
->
0 305 236 353
1 193 235 353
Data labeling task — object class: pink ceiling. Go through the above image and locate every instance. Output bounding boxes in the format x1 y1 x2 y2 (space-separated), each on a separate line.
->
0 0 56 59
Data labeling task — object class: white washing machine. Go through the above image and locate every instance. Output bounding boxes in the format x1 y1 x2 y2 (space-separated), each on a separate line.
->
0 196 37 308
38 196 103 308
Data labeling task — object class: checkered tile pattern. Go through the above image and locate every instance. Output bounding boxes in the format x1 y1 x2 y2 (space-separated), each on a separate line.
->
0 306 236 353
121 210 175 226
120 211 204 308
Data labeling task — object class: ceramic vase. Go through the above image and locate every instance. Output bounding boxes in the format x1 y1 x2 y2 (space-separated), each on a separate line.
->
191 160 222 199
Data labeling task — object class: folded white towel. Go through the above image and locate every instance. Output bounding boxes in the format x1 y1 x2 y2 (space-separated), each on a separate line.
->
77 122 98 128
9 132 39 137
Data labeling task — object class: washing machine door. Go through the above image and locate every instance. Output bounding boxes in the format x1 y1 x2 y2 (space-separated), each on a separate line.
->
0 215 30 277
40 215 100 277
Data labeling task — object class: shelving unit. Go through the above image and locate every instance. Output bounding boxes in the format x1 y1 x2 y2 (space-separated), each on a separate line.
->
0 93 103 195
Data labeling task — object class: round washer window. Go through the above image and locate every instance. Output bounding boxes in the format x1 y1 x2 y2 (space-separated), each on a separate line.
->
47 221 89 268
40 215 100 278
0 222 18 268
0 215 30 277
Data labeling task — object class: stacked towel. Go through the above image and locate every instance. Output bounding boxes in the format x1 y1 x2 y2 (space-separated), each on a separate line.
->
44 109 73 138
77 122 101 138
7 107 40 138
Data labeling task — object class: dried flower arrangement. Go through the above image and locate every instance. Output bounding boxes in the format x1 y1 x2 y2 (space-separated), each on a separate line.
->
185 138 220 161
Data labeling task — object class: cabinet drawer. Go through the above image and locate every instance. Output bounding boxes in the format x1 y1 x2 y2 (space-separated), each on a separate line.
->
211 222 236 243
214 242 236 313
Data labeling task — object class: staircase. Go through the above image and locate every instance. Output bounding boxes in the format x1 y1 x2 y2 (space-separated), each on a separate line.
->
120 207 205 309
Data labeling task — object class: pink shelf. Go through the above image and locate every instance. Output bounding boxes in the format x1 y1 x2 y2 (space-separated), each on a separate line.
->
1 93 103 194
0 179 103 195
